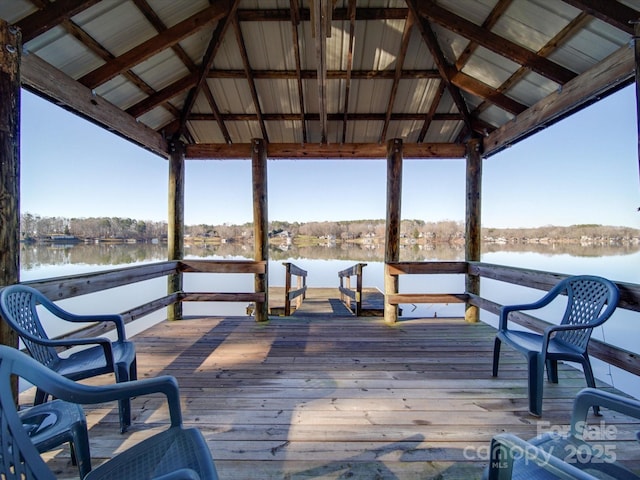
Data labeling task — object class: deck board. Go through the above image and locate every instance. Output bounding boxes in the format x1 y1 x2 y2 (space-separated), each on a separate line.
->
26 315 640 479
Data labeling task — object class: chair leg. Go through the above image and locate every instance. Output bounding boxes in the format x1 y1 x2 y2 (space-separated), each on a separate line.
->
69 426 92 479
114 363 132 433
34 387 48 405
527 354 544 416
581 356 601 416
492 338 501 377
546 359 558 383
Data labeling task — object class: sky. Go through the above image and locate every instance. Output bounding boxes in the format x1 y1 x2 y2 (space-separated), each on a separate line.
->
19 84 640 229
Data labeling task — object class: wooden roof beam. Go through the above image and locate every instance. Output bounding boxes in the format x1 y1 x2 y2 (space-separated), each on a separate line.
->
186 143 467 159
188 112 463 122
232 14 269 141
237 8 408 22
414 0 577 85
79 1 234 89
341 0 356 143
406 0 474 135
21 52 167 157
455 0 513 71
290 0 308 143
311 0 329 143
130 0 199 73
206 69 441 79
16 0 98 43
483 44 634 157
562 0 637 35
58 13 182 119
177 3 239 141
418 81 445 143
380 11 414 143
473 12 591 116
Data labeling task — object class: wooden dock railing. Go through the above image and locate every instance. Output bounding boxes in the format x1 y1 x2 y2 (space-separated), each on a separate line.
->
12 259 640 381
282 262 308 316
338 263 367 316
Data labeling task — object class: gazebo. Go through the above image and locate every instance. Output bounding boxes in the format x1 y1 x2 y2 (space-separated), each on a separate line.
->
2 2 640 477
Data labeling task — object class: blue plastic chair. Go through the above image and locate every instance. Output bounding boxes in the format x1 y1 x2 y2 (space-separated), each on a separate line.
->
484 388 640 479
19 399 92 477
492 275 619 416
0 284 137 433
0 344 218 480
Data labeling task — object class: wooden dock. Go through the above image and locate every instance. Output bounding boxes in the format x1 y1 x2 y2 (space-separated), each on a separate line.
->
268 286 386 316
28 314 640 479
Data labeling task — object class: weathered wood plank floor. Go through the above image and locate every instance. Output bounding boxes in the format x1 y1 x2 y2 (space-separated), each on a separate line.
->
31 315 640 479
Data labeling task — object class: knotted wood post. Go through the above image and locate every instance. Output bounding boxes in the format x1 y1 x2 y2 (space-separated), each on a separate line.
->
384 139 402 324
0 20 21 401
167 140 185 321
252 139 269 322
465 138 482 323
0 20 20 353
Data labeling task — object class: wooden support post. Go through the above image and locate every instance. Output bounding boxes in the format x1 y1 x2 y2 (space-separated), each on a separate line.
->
355 262 364 316
167 140 185 321
0 20 21 353
252 138 269 322
465 138 482 323
384 139 402 324
284 262 292 316
0 20 21 402
635 22 640 198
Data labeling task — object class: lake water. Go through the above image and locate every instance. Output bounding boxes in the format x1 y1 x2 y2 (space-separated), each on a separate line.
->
17 241 640 399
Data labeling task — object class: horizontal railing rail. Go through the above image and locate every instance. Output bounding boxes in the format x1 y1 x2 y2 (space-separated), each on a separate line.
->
385 260 640 378
282 262 308 316
338 263 367 316
11 259 640 380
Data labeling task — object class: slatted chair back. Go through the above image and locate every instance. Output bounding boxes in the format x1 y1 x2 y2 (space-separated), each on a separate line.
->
556 276 619 351
0 287 60 370
0 349 57 480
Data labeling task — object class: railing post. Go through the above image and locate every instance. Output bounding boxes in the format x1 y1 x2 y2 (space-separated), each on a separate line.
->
252 139 269 321
283 262 292 316
384 139 402 323
167 140 185 321
465 138 482 323
355 263 365 316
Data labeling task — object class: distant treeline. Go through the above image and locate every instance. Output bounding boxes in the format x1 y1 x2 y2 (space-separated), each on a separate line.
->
20 213 640 246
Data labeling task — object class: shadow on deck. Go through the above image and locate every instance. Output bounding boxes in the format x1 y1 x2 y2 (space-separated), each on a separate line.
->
29 315 639 479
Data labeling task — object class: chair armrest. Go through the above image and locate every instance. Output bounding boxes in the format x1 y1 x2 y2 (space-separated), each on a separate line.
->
487 433 598 480
41 299 128 340
20 336 115 365
5 346 182 427
571 388 640 439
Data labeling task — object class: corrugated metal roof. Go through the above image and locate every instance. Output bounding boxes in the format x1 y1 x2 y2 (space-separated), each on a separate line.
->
3 0 638 158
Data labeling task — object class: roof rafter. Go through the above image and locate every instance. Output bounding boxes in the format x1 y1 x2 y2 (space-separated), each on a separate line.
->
484 44 634 156
473 12 591 117
290 0 307 143
455 0 513 72
79 1 234 90
380 11 414 143
414 0 577 85
418 81 445 143
562 0 637 35
231 14 269 141
16 0 98 43
406 0 473 137
177 2 240 141
341 0 356 143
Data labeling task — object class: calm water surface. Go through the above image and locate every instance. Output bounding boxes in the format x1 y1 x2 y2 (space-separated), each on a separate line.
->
18 242 640 399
